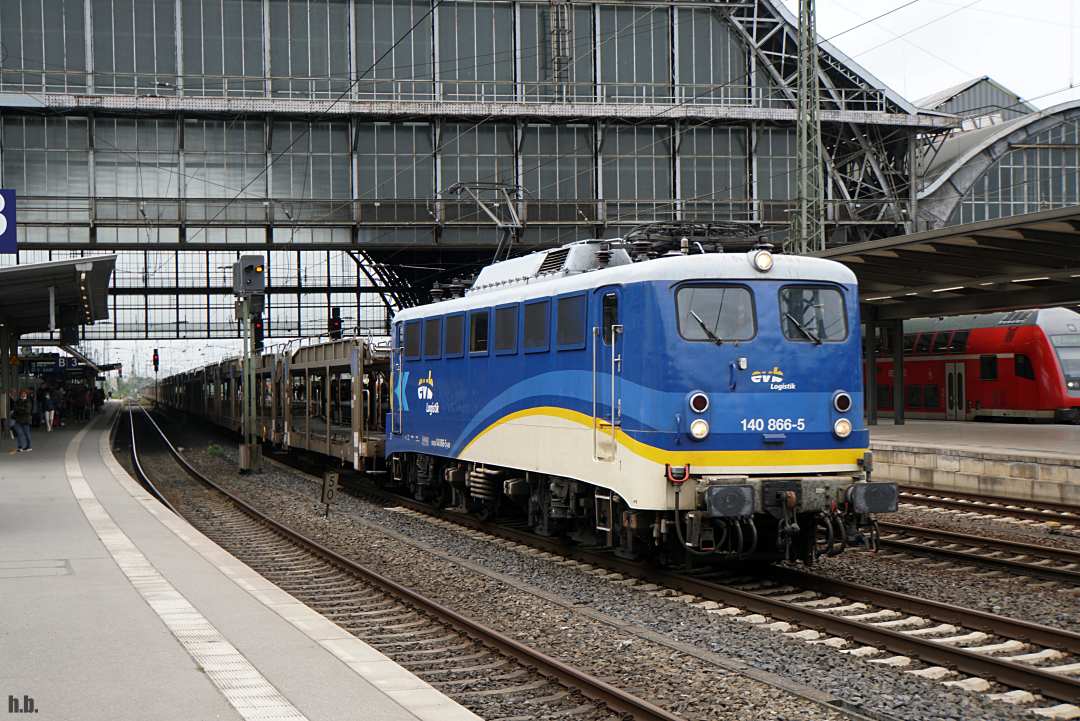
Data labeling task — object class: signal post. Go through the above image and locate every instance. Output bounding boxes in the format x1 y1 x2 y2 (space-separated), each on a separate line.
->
233 255 265 473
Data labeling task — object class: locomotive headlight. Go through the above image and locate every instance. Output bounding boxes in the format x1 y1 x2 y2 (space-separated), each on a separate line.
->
689 418 710 440
752 249 774 273
833 391 853 413
688 392 709 413
833 418 853 439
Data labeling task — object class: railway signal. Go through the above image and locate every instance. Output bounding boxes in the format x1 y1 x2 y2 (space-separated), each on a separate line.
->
232 255 266 473
152 349 159 372
253 314 264 353
329 307 342 340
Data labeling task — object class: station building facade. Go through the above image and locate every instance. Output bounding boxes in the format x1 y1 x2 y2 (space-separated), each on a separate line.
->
0 0 948 339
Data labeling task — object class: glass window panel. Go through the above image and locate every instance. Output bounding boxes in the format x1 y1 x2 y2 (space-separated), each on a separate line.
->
676 285 754 342
779 286 847 343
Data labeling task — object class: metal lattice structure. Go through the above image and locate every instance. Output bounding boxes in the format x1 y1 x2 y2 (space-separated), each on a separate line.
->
0 0 956 339
792 0 825 254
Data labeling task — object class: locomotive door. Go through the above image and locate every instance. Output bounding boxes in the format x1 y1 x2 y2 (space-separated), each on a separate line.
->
592 287 623 461
945 361 966 420
391 322 404 435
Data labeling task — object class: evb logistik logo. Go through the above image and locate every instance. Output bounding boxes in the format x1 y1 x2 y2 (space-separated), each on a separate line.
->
751 366 796 391
0 189 15 254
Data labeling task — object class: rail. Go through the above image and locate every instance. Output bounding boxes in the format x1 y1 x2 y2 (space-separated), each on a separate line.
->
129 406 682 721
355 480 1080 704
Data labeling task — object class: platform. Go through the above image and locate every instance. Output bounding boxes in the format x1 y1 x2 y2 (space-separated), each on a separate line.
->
0 404 479 721
870 420 1080 505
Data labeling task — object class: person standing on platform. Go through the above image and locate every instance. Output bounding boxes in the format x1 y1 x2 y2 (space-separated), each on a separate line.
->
43 392 55 432
10 390 32 453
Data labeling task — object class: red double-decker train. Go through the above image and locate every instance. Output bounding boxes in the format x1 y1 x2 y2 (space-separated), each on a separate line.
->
874 307 1080 423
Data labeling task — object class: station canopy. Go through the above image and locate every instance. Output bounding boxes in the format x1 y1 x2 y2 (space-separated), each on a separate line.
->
816 206 1080 321
0 255 116 334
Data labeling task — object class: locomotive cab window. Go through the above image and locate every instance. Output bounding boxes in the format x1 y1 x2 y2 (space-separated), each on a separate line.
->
469 310 489 355
1015 354 1036 380
495 304 518 354
524 300 550 352
779 286 846 343
601 293 619 345
556 294 587 350
423 317 441 359
676 285 755 342
404 321 421 359
445 314 465 358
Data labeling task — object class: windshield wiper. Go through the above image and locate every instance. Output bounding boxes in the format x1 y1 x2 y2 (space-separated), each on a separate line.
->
690 310 724 345
785 312 822 345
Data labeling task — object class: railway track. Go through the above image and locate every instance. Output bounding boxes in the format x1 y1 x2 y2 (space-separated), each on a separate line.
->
121 406 683 721
350 487 1080 706
899 487 1080 525
876 522 1080 585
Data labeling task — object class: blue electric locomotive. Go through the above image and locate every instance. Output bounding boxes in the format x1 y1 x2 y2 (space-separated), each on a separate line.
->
386 239 897 563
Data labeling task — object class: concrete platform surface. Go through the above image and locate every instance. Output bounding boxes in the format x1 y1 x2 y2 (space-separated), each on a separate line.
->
0 404 480 721
871 419 1080 460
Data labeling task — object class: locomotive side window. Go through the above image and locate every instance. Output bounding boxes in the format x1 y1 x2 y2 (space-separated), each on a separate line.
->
423 317 441 359
914 333 932 354
556 294 587 349
676 285 755 342
524 300 550 352
404 321 421 359
602 293 619 345
980 354 998 380
469 310 489 354
495 304 518 354
1015 354 1036 380
779 286 846 343
445 314 465 357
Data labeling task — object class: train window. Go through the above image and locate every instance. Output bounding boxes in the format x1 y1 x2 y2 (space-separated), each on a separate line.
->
906 385 923 407
877 385 892 410
1051 335 1080 380
404 321 421 359
932 332 952 353
676 285 755 342
924 384 941 409
903 334 916 353
524 300 550 352
950 330 969 353
602 293 619 345
495 304 518 354
469 310 489 354
914 333 932 354
423 318 441 359
779 286 846 342
445 314 465 358
980 355 998 380
1015 354 1036 380
556 294 587 349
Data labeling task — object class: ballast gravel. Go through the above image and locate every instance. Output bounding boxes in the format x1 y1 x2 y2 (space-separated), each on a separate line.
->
154 425 1049 721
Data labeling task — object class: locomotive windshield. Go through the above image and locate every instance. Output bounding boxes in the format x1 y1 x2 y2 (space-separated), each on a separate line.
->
780 286 847 343
676 286 755 342
1051 334 1080 379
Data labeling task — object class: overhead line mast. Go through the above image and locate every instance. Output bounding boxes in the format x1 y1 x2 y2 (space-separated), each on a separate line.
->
794 0 826 255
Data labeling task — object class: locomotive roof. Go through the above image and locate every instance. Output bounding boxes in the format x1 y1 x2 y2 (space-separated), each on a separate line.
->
904 307 1080 334
393 250 856 322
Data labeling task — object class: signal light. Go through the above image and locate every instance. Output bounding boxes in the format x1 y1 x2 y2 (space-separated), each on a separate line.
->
329 307 342 340
253 315 264 352
152 349 159 373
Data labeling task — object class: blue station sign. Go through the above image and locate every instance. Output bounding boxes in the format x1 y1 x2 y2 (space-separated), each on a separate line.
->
0 189 15 254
